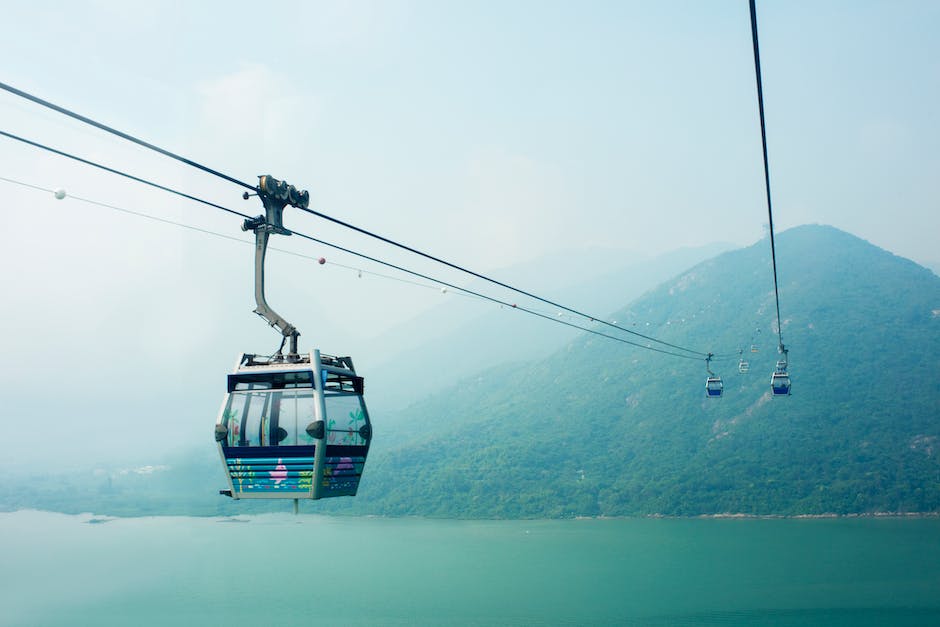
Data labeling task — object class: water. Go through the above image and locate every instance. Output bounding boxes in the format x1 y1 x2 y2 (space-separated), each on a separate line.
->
2 511 939 626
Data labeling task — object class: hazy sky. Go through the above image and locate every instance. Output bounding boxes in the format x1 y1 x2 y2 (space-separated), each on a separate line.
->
1 1 937 468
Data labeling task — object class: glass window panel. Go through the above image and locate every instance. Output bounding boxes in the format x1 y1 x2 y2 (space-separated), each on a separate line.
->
274 390 316 446
221 392 248 447
230 371 315 392
241 391 267 446
324 394 368 446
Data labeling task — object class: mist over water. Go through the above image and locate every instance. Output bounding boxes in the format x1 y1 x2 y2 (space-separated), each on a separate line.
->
3 511 938 626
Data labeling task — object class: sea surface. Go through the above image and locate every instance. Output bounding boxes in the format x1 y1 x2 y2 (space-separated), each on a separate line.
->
2 510 939 626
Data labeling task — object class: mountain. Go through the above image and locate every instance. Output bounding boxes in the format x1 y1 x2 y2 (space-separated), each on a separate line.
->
322 224 940 517
365 242 732 414
4 225 938 518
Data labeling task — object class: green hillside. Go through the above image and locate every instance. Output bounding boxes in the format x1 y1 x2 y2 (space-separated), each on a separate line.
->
328 225 940 517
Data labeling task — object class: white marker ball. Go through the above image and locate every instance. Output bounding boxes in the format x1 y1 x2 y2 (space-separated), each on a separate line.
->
441 287 448 294
54 189 67 200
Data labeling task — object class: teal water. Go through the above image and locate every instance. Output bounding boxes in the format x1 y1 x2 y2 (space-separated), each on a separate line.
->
2 511 939 626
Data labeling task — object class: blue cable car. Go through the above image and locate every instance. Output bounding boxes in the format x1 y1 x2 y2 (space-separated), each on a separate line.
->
215 351 371 500
706 376 724 397
771 357 791 396
704 353 723 398
771 371 791 396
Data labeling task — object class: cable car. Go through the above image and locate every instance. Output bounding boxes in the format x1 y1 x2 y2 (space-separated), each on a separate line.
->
706 376 724 397
771 358 791 396
750 327 762 353
704 353 723 398
215 175 373 508
215 351 371 499
771 371 791 396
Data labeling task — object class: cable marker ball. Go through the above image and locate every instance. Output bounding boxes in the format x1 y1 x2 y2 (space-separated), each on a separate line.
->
54 188 67 200
318 257 326 265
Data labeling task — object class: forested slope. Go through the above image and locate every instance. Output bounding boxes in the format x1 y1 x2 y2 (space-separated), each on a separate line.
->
335 225 940 517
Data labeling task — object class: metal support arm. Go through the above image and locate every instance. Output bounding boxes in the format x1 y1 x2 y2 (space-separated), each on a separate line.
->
241 174 310 360
250 226 300 357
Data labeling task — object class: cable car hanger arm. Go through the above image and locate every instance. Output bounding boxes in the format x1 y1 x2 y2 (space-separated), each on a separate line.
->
248 226 298 347
242 175 310 360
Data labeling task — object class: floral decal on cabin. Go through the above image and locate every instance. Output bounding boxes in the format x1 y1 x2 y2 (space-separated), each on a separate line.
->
328 409 366 445
269 459 287 485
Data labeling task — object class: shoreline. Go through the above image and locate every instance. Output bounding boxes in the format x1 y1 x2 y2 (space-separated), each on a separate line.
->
4 507 940 522
684 511 940 520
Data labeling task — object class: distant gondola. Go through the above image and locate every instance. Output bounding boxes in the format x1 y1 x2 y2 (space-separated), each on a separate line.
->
706 376 724 397
771 359 791 396
704 353 723 398
771 371 791 396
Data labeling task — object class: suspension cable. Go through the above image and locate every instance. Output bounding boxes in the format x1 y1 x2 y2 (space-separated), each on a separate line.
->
0 81 713 358
0 81 255 191
0 130 251 221
748 0 785 354
0 117 715 358
0 171 703 361
293 204 708 357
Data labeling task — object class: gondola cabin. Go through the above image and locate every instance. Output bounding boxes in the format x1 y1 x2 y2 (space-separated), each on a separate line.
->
771 371 791 396
215 350 372 499
738 360 750 374
705 376 724 398
771 360 791 396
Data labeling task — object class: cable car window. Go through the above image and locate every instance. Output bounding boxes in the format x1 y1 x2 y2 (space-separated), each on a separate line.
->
234 391 267 446
324 394 369 446
276 390 316 446
221 392 249 447
221 391 258 446
322 371 364 395
228 371 315 392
